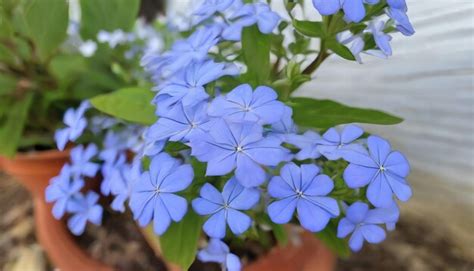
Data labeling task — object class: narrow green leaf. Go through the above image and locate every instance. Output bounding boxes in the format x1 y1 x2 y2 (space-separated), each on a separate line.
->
315 220 351 258
160 211 203 270
290 97 403 129
0 94 33 157
79 0 140 40
90 87 157 125
271 222 288 247
0 73 17 95
293 20 325 38
325 39 356 61
24 0 68 60
241 25 271 86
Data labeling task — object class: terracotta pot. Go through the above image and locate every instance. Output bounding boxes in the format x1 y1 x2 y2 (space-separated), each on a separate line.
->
0 150 112 271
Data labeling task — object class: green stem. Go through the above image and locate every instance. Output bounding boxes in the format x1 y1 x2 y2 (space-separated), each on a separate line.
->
302 40 330 75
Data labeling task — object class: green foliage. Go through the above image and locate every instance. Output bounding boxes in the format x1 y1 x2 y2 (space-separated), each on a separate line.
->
315 220 351 258
293 20 326 38
79 0 140 40
0 73 17 95
241 25 271 86
90 87 157 125
290 97 403 129
325 38 356 61
160 211 204 270
0 94 33 157
23 0 69 61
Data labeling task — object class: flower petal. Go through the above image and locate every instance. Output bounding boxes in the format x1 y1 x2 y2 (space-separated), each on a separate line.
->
343 164 378 189
267 197 297 224
203 210 227 238
227 209 252 235
297 199 332 232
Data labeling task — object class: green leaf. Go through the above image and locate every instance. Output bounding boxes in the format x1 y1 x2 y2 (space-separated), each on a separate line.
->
290 97 403 129
271 222 288 247
315 220 351 258
24 0 68 61
90 87 157 125
325 39 355 61
79 0 140 40
0 73 17 95
160 211 203 270
49 54 88 88
0 94 33 157
241 25 271 86
293 20 326 38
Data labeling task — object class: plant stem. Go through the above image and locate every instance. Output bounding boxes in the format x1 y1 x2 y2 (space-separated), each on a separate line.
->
302 40 330 75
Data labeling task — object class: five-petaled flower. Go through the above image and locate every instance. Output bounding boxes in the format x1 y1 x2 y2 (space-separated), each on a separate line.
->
190 119 291 187
208 84 286 125
129 153 193 235
55 101 90 151
67 191 103 236
267 163 340 232
337 201 399 251
317 124 366 160
343 135 412 207
45 165 84 219
197 238 242 271
192 178 260 238
69 144 100 179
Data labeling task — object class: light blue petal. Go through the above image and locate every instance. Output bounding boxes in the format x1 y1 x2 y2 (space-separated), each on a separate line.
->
204 210 227 238
384 151 410 178
235 154 266 187
160 164 194 192
226 253 242 271
268 176 295 198
367 135 392 165
341 125 364 144
343 164 378 189
337 218 356 238
385 172 412 202
226 209 252 235
342 0 366 23
68 214 87 236
297 199 332 232
360 224 386 244
303 174 334 196
153 197 172 235
312 0 341 15
348 229 364 251
87 205 103 225
367 173 395 208
160 193 188 222
346 202 369 224
267 197 297 224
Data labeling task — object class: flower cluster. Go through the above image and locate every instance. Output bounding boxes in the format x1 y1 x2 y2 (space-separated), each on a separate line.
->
47 0 416 269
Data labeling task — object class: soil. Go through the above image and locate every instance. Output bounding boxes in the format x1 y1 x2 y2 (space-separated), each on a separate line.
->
1 173 473 271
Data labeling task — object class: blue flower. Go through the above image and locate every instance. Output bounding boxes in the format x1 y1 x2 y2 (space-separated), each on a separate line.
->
99 131 129 163
69 144 100 179
367 20 392 57
197 238 242 271
267 163 339 232
267 106 298 142
190 119 291 187
222 3 280 41
129 153 193 235
147 102 212 143
317 125 366 160
287 131 322 160
55 101 90 151
192 178 260 238
312 0 372 23
142 25 221 80
387 0 407 10
100 153 127 196
343 135 412 207
193 0 236 24
110 160 141 212
386 8 415 36
337 201 399 251
67 191 103 236
208 84 286 125
154 60 239 113
141 129 166 157
45 165 84 219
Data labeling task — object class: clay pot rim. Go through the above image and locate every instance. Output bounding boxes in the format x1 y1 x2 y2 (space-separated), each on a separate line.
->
4 148 70 161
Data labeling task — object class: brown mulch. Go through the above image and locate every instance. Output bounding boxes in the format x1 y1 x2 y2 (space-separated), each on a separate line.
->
1 173 473 271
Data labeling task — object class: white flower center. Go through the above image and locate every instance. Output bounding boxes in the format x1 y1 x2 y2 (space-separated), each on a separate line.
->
379 165 386 172
236 146 243 152
296 190 304 198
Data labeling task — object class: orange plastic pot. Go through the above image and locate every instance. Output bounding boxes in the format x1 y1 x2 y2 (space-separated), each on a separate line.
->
0 150 112 271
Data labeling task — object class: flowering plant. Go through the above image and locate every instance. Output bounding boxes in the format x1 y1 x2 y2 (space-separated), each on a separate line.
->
47 0 415 269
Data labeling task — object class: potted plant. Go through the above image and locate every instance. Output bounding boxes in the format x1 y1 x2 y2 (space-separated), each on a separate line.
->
11 0 416 270
0 0 159 269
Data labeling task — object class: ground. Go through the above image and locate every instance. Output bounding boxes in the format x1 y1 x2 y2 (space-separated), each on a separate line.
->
1 173 473 271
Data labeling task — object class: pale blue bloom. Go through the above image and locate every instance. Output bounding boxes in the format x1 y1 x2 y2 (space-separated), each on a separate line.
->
267 163 339 232
69 144 100 179
45 165 84 219
67 191 103 235
190 119 291 187
193 0 235 24
367 20 392 57
100 153 126 196
147 102 212 143
142 128 166 157
287 130 322 160
129 153 193 235
317 125 366 160
343 135 412 207
97 29 134 48
222 3 280 41
192 178 260 238
387 8 415 36
197 238 242 271
387 0 407 10
110 160 141 212
142 25 221 80
267 106 298 142
312 0 380 23
154 60 239 113
55 101 90 151
337 201 399 251
208 84 286 125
